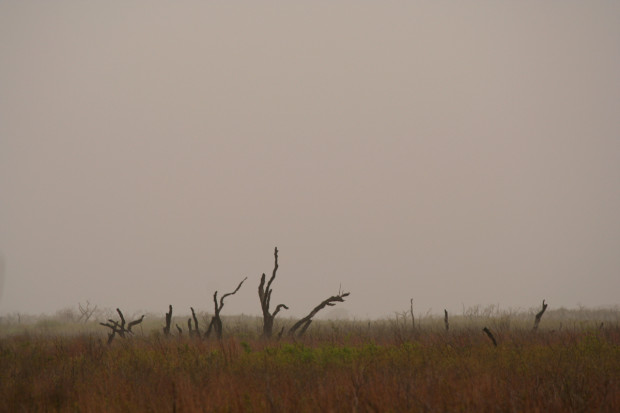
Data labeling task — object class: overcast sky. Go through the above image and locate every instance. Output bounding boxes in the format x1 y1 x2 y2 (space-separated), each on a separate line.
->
1 1 619 319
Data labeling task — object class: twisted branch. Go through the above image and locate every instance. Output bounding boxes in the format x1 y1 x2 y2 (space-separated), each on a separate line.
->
288 291 350 337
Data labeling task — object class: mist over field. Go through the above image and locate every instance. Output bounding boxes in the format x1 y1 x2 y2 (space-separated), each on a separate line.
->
1 1 619 319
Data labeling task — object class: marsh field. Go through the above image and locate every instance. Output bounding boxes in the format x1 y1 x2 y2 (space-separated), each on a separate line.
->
1 307 619 412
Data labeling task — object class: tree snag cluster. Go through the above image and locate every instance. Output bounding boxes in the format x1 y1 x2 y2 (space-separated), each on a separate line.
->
100 308 144 344
101 246 351 342
98 247 554 344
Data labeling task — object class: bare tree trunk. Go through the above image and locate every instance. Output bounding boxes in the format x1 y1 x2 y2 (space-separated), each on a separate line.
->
206 277 247 339
187 318 193 336
190 307 200 337
533 299 548 331
258 247 288 338
410 299 415 331
288 291 350 337
444 309 449 331
163 305 173 336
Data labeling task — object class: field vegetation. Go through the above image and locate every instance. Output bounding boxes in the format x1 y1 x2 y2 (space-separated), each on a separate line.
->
1 305 619 412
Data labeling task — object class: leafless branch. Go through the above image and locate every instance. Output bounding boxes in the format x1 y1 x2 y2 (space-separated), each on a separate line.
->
288 291 350 337
127 315 144 333
483 327 497 347
207 277 247 339
163 305 173 336
190 307 200 337
78 301 98 323
533 299 548 331
258 247 288 338
99 308 143 344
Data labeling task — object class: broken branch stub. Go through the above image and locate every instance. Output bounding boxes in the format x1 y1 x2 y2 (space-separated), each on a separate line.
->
190 307 200 337
163 305 173 336
187 318 194 336
258 247 288 338
533 299 548 331
482 327 497 347
288 291 350 337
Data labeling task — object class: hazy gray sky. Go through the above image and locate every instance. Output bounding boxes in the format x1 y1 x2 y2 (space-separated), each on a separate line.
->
1 1 619 319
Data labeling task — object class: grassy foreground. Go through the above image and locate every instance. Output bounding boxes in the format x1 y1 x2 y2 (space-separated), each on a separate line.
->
1 325 619 412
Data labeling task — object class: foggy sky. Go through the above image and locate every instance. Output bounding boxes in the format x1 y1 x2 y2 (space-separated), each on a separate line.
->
1 1 619 319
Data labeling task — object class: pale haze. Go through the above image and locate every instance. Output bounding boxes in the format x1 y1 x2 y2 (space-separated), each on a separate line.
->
1 2 619 319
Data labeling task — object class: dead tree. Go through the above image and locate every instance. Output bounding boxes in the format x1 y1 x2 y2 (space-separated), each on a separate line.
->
205 277 247 339
533 299 548 331
444 309 449 331
258 247 289 338
78 301 98 323
190 307 200 337
288 290 350 337
482 327 497 347
163 305 173 336
99 308 144 345
410 299 415 331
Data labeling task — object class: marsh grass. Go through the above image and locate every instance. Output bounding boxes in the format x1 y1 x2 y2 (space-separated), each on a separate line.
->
1 307 619 412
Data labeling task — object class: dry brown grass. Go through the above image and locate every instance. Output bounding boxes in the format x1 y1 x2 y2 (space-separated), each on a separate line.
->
1 323 619 412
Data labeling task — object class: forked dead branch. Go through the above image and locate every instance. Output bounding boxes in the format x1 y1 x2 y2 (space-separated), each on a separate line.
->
99 308 144 344
188 307 200 338
206 276 247 339
78 301 98 323
258 247 289 338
